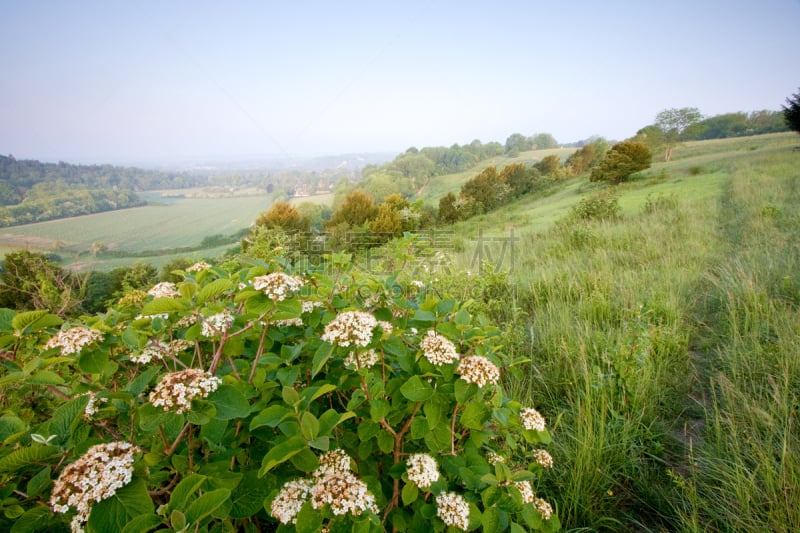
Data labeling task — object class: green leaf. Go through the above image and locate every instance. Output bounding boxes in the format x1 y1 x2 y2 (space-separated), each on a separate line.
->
208 384 250 420
120 513 163 533
87 477 153 533
196 278 233 305
401 482 418 505
290 446 320 472
169 474 208 512
27 370 64 385
185 488 230 525
423 393 445 429
300 411 319 440
460 401 490 430
0 445 57 473
78 350 109 374
125 366 161 395
9 505 51 533
454 307 471 326
250 405 292 430
295 500 323 533
377 430 394 454
186 399 216 425
0 414 26 442
435 298 456 315
273 298 302 320
300 383 338 408
399 375 434 402
311 342 334 378
140 297 189 316
229 470 275 519
510 522 527 533
258 436 307 476
25 466 51 498
317 409 356 436
48 394 88 439
282 386 300 407
0 308 16 333
411 309 436 324
12 310 62 334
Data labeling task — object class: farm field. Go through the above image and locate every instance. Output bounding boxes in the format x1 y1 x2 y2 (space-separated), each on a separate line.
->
0 193 275 270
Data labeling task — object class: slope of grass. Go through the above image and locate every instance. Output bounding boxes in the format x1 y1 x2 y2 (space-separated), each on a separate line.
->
438 132 800 530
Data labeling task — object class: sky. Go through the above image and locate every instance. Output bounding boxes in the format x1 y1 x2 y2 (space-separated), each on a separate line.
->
1 0 799 166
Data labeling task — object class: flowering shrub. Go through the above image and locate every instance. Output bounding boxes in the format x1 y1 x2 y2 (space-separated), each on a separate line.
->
0 257 559 532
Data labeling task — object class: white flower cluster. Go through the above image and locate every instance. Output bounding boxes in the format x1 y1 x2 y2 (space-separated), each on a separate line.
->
487 451 505 465
186 261 211 272
456 356 500 387
50 441 138 532
45 327 104 356
406 453 440 489
535 497 553 520
146 281 180 298
420 330 460 365
520 407 546 432
274 317 304 327
149 369 221 414
201 311 233 337
301 300 324 313
514 480 535 504
533 449 554 469
252 272 304 301
321 311 378 348
377 320 393 335
269 450 379 524
83 392 108 419
435 491 470 531
270 478 313 525
411 280 425 289
344 348 380 370
130 340 167 364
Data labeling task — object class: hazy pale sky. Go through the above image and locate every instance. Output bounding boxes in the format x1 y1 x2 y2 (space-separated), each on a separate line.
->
1 0 798 165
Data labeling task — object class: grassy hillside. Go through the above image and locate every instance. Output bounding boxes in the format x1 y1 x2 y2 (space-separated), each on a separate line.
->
439 131 800 530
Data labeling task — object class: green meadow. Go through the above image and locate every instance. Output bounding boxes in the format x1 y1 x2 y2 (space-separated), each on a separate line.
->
438 132 800 530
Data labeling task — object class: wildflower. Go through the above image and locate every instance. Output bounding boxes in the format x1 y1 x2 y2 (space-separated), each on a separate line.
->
314 449 352 479
411 280 425 289
301 300 324 313
146 281 180 298
377 320 393 335
201 311 233 337
50 441 139 532
129 340 168 364
310 470 379 516
270 478 313 525
252 272 304 301
321 311 378 348
274 317 304 327
435 492 470 531
533 449 554 469
534 497 553 520
344 349 380 370
520 407 546 432
45 327 104 356
456 356 500 387
149 369 221 414
83 392 107 419
514 480 535 504
487 451 505 465
186 261 211 272
118 290 146 307
406 453 440 489
420 330 460 365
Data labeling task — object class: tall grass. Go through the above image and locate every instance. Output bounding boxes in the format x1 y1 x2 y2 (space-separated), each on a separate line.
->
450 135 800 530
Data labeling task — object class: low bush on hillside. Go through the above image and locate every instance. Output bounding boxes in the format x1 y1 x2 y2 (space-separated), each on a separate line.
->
0 251 560 532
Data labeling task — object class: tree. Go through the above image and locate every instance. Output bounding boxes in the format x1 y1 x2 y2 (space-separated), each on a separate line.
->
327 190 377 228
438 192 460 224
255 201 310 233
590 141 652 184
535 155 561 177
654 107 703 161
783 88 800 135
